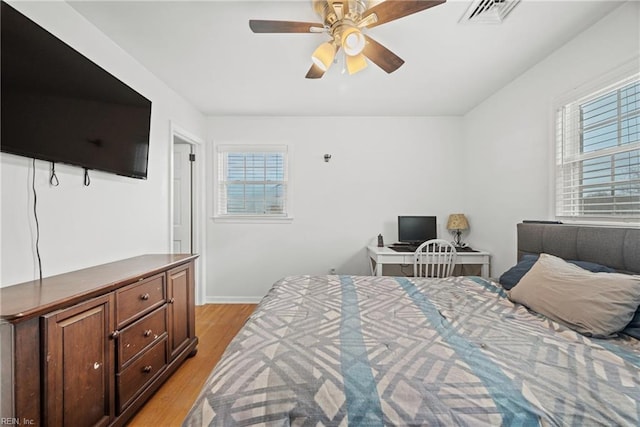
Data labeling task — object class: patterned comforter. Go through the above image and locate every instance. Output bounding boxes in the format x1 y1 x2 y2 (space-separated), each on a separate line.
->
183 275 640 426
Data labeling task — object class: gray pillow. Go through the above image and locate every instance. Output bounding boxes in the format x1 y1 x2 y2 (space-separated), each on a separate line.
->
507 253 640 338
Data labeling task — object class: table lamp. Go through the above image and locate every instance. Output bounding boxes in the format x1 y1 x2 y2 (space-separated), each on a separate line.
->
447 214 469 248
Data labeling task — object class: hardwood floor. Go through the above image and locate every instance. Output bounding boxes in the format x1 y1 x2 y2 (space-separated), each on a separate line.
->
127 304 256 426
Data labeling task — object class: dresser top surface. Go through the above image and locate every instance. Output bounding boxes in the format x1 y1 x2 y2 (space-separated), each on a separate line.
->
0 254 198 322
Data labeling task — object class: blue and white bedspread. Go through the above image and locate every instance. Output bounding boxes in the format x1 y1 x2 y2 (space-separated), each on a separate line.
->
184 275 640 426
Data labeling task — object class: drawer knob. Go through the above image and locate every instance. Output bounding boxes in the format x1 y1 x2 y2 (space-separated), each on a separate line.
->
169 297 175 304
110 330 120 339
144 329 153 337
142 365 153 373
140 293 150 301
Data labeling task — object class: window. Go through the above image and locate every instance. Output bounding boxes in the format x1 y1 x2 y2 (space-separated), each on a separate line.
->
215 144 290 220
556 75 639 221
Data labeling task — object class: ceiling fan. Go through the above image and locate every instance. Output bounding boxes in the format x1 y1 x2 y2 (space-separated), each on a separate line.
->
249 0 446 79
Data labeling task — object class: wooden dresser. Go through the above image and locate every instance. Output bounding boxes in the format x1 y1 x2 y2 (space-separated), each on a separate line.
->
0 254 199 426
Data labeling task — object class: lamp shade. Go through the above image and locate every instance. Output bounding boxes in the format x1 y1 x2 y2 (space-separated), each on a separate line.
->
311 42 336 71
346 53 367 75
341 27 365 56
447 214 469 230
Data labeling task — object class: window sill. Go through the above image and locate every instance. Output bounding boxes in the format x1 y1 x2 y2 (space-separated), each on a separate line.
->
212 215 294 224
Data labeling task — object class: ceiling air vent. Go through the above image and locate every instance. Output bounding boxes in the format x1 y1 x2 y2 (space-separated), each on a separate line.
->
459 0 521 24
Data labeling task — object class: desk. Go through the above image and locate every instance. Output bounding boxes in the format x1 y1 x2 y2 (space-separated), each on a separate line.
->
367 245 491 278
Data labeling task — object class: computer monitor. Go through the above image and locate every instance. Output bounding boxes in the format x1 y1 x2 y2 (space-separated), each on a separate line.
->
398 216 437 244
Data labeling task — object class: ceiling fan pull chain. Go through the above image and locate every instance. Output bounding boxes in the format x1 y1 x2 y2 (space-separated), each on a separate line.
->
341 51 347 74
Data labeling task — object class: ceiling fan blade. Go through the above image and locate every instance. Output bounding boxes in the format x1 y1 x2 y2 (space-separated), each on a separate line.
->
249 20 324 33
362 0 446 29
362 35 404 73
305 63 326 79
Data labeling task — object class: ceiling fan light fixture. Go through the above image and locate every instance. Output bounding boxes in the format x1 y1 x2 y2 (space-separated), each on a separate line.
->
250 0 447 79
346 53 368 75
341 27 365 56
311 41 336 71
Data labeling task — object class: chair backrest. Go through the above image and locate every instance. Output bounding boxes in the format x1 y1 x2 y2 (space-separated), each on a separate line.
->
413 239 457 278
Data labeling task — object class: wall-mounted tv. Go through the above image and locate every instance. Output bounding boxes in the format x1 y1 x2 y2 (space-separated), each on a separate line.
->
1 1 152 179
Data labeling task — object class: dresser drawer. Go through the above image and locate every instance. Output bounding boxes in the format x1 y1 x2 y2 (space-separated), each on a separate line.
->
116 274 165 328
117 337 167 413
119 305 167 368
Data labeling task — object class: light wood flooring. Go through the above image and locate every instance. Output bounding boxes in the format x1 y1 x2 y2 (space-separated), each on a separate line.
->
127 304 256 426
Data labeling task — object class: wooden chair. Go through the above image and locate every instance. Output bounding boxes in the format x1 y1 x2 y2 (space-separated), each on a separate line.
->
413 239 457 278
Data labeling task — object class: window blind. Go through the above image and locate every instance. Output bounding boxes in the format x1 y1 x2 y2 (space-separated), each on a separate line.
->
556 76 640 220
216 145 288 217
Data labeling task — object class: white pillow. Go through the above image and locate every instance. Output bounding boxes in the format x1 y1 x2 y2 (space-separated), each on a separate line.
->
507 253 640 337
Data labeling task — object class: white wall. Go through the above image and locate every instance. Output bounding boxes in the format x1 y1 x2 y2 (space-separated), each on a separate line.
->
462 1 640 277
206 116 464 301
0 1 206 286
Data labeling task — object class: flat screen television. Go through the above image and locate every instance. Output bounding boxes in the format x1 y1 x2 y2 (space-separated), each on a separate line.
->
1 2 152 179
398 216 437 244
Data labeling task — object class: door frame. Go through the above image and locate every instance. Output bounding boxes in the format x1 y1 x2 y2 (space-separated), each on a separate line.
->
169 122 205 305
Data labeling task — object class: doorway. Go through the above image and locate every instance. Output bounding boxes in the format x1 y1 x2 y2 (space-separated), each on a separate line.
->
173 139 193 253
170 123 205 305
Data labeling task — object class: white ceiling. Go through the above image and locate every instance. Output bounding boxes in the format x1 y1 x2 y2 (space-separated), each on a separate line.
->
68 0 624 116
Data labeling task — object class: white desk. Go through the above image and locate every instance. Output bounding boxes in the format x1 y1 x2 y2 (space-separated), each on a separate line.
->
367 245 491 278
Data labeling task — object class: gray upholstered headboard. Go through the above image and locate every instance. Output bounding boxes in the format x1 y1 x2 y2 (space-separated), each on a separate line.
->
517 222 640 275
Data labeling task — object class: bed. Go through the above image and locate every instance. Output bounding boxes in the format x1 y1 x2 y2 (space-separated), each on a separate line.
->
184 223 640 426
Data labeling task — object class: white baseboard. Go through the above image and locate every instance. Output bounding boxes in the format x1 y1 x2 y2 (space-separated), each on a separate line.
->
202 296 263 304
